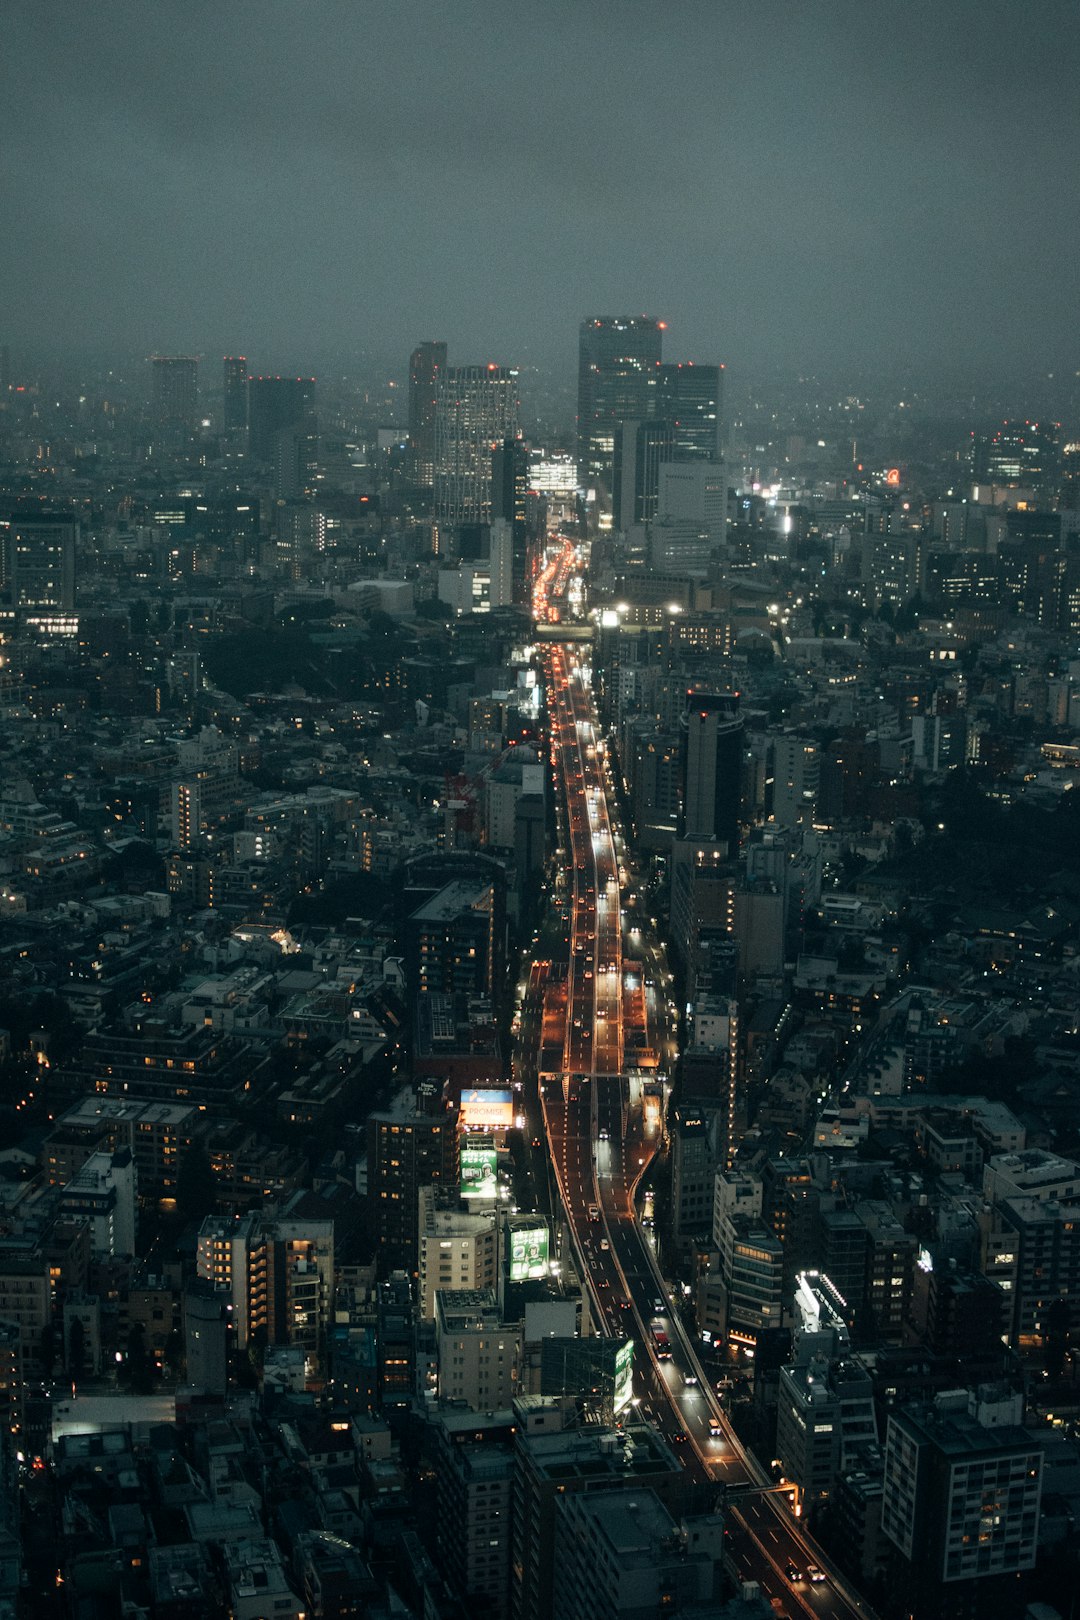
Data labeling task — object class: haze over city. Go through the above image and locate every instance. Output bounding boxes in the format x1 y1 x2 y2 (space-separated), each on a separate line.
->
6 0 1080 396
3 5 1080 1620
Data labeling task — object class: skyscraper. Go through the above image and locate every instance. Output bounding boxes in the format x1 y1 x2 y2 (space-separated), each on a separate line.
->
657 361 723 461
679 692 743 852
577 316 664 493
247 375 317 497
434 365 520 532
491 435 531 602
222 355 248 432
150 356 198 431
247 375 316 461
409 340 448 486
613 418 674 529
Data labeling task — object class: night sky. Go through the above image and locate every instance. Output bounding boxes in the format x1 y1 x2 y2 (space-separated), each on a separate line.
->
6 0 1080 385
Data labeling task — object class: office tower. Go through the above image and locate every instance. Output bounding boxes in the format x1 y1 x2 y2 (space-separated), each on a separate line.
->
679 692 743 852
150 355 198 430
713 1204 784 1341
0 508 77 615
511 1418 686 1620
648 461 727 574
612 418 674 529
433 1414 515 1620
222 355 248 432
434 365 520 532
247 374 316 460
553 1490 722 1620
366 1095 456 1267
434 1288 522 1410
769 733 819 827
195 1212 334 1360
404 877 500 999
491 435 531 601
657 361 722 461
577 316 664 493
881 1390 1042 1620
973 418 1060 498
670 1106 717 1244
409 340 448 486
775 1340 878 1507
488 518 515 609
417 1186 498 1320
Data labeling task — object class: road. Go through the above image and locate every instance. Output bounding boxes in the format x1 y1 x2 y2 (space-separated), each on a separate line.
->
531 539 878 1620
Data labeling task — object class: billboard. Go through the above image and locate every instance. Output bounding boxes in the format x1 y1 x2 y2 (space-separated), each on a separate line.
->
614 1338 634 1413
461 1088 514 1129
460 1146 497 1200
509 1224 549 1281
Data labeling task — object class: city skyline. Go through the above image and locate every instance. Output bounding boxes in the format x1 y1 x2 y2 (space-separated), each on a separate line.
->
5 1 1080 390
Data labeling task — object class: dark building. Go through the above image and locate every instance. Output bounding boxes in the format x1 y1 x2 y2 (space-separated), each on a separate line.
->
408 340 447 487
613 417 674 529
247 374 317 472
881 1391 1042 1620
222 355 248 432
577 315 664 493
973 418 1060 496
657 361 723 461
491 435 531 602
679 691 743 853
434 365 520 532
150 355 198 431
0 507 77 615
366 1098 456 1268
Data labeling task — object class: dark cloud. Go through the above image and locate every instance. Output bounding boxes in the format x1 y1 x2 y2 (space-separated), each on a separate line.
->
5 0 1079 384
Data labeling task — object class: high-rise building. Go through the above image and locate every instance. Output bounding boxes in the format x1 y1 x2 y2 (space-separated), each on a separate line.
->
491 436 532 601
679 692 743 852
973 418 1060 498
366 1093 456 1267
0 508 77 615
434 366 520 533
247 374 316 462
612 418 674 529
409 341 448 486
417 1186 498 1320
657 361 723 461
577 316 664 493
881 1389 1042 1619
553 1490 722 1620
195 1211 334 1361
150 355 198 431
404 877 500 1000
434 1288 522 1410
222 356 248 432
511 1415 686 1620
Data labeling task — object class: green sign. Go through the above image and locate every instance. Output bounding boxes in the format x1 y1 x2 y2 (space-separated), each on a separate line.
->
509 1224 549 1281
460 1146 497 1200
614 1338 634 1413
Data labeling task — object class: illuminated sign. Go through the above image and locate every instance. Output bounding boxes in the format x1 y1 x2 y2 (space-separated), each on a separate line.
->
509 1224 549 1281
886 467 901 486
460 1146 497 1201
461 1088 514 1129
614 1339 634 1413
